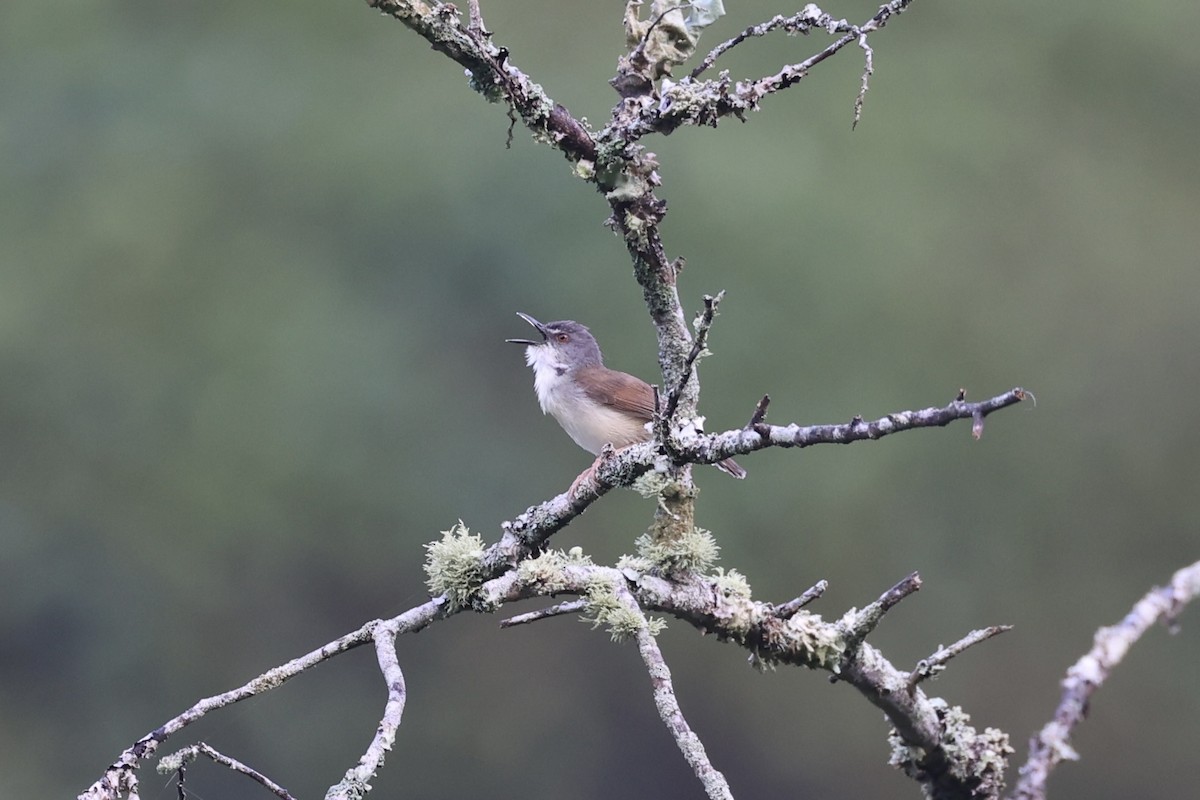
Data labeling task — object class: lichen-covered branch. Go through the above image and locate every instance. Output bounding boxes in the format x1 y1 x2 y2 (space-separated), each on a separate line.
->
78 604 444 800
80 4 1037 800
615 580 734 800
1010 560 1200 800
365 1 596 162
475 555 1010 800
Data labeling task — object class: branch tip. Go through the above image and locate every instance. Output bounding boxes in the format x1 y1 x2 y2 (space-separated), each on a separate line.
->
842 573 921 648
775 579 829 618
905 624 1012 694
746 394 771 428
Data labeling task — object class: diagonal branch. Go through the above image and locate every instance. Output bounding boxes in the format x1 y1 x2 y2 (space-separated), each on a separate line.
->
615 583 734 800
840 572 922 651
326 621 410 800
366 0 595 163
500 598 589 628
774 579 828 619
907 625 1013 694
1010 560 1200 800
159 743 295 800
690 10 829 80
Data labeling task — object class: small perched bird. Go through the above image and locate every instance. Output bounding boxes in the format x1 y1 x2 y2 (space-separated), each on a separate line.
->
506 312 746 479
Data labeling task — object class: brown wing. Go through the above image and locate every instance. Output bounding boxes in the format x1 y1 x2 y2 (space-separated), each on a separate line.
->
576 366 656 424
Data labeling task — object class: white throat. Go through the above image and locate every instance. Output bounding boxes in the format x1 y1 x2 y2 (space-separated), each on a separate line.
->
524 344 572 415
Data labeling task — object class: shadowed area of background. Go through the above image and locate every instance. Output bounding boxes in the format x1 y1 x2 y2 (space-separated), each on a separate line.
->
2 1 1198 798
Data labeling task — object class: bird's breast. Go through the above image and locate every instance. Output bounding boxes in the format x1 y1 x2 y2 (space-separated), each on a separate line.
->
533 370 649 455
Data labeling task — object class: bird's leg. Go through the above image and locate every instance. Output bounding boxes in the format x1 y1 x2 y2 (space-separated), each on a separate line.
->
567 445 614 498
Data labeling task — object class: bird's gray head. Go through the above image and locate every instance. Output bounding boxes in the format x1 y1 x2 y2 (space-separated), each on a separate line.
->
506 312 603 375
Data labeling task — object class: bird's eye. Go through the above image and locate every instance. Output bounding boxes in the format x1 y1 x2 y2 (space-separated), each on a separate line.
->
556 333 569 343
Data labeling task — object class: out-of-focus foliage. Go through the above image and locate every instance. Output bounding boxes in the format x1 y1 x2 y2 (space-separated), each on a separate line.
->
2 1 1198 798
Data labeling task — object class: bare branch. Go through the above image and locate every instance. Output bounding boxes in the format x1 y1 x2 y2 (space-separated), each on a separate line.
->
500 599 589 628
160 743 295 800
745 394 771 429
775 579 829 619
1011 560 1200 800
840 573 922 650
327 622 409 800
690 8 831 79
683 387 1028 471
907 625 1013 694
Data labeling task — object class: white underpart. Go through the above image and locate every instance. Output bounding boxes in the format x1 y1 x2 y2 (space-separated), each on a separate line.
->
524 344 645 454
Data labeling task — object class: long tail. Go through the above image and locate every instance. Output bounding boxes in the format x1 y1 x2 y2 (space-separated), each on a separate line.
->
715 457 747 479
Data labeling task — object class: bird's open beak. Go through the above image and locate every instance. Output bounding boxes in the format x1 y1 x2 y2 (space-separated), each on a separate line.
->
505 312 547 345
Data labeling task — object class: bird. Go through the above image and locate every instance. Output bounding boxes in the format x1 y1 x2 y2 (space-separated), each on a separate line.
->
506 312 746 479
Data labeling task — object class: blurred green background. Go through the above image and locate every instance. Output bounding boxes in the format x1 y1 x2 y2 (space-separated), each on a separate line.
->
3 1 1198 797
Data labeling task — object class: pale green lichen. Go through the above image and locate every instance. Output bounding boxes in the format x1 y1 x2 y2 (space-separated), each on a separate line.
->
635 526 720 574
423 521 488 611
605 170 652 203
516 547 593 594
888 699 1013 796
466 69 505 103
616 552 653 573
582 577 665 642
711 566 751 600
786 613 844 670
573 159 596 180
631 470 672 497
751 612 844 671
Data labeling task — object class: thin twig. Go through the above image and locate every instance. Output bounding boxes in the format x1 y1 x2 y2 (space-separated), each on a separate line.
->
745 394 771 430
661 292 723 428
500 599 589 628
162 743 296 800
906 625 1013 694
1011 560 1200 800
775 580 829 618
841 573 921 649
690 11 811 80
